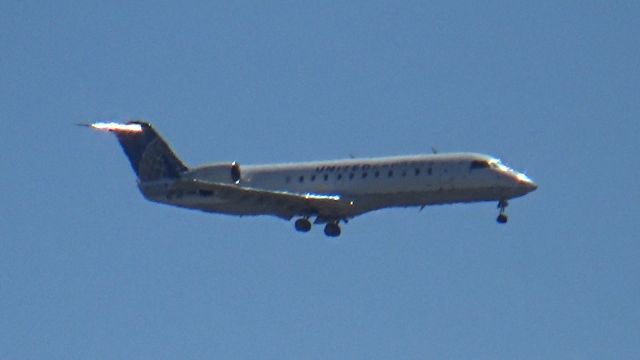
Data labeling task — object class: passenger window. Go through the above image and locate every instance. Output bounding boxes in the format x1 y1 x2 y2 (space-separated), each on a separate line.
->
324 174 328 181
427 168 432 175
311 175 316 181
401 170 407 177
374 171 380 178
349 173 355 180
415 168 420 176
362 172 367 178
337 174 343 180
388 170 393 177
299 175 304 183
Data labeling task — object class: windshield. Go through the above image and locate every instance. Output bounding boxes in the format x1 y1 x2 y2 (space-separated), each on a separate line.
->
489 159 513 172
470 160 490 170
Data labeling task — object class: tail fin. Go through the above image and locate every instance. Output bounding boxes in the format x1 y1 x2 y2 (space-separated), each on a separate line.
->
115 121 188 182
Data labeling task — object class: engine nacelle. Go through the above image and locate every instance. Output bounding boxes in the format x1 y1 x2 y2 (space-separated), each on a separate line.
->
184 162 241 184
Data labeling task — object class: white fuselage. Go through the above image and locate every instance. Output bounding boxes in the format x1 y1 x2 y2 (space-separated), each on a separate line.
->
88 121 537 234
148 152 537 219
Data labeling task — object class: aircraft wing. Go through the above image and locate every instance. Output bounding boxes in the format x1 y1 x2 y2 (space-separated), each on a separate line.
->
171 179 355 220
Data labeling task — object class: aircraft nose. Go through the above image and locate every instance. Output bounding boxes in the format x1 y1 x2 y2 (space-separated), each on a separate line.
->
517 176 538 192
525 180 538 191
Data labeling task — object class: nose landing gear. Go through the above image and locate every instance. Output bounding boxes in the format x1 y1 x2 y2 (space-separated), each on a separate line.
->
497 199 508 224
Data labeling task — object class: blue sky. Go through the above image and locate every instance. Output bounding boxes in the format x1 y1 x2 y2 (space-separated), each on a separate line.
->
1 1 639 358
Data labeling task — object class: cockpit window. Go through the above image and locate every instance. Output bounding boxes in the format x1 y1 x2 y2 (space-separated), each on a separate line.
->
470 160 490 170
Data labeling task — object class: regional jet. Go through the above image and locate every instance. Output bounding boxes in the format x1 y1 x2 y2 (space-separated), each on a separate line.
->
83 121 537 237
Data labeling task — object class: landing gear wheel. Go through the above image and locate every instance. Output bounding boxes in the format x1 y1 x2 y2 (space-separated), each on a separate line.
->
496 199 509 224
294 218 312 232
324 223 341 237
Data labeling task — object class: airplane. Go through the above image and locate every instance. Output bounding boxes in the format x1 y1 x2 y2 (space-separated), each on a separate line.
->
83 121 537 237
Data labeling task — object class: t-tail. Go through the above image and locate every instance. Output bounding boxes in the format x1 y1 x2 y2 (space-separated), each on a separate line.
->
115 121 188 182
85 121 189 182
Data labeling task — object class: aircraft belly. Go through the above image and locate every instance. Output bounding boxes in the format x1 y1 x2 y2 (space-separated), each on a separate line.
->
348 187 507 213
143 183 528 220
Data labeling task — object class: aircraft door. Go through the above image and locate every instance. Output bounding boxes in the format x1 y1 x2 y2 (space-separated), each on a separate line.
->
440 166 454 191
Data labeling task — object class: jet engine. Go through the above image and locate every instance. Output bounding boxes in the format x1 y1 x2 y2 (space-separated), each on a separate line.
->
184 162 241 184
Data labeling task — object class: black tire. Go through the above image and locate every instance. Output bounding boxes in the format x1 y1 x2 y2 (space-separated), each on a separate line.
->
324 223 341 237
295 218 312 232
497 214 508 224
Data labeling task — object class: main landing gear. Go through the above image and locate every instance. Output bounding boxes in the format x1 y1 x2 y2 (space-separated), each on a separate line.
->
497 199 508 224
294 218 342 237
294 218 312 232
323 222 341 237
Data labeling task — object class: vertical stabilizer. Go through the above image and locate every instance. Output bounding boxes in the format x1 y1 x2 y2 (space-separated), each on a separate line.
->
114 121 188 181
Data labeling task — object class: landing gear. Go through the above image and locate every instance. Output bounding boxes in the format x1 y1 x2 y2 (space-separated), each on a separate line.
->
294 218 312 232
294 217 343 237
323 222 341 237
497 199 508 224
